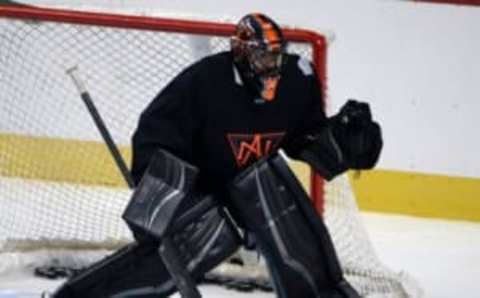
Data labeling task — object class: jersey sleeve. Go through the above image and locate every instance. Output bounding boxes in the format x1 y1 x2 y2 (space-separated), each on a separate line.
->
303 62 326 131
283 58 327 157
131 65 201 185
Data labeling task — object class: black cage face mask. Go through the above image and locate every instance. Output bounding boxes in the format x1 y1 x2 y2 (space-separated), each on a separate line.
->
246 42 284 77
247 44 284 78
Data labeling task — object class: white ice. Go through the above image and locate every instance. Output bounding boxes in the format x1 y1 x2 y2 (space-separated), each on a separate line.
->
1 212 479 298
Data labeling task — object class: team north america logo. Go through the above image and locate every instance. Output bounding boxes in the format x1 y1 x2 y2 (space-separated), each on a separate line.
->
227 132 285 167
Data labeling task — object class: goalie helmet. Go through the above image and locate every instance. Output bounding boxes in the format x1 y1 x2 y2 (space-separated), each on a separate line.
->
231 13 286 101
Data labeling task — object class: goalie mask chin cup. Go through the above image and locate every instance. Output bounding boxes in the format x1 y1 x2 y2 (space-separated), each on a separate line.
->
231 13 286 101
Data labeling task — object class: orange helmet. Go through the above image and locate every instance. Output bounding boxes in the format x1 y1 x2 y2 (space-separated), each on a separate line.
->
231 13 286 101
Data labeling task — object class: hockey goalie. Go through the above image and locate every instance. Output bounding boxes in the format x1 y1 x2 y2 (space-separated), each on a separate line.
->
51 12 382 298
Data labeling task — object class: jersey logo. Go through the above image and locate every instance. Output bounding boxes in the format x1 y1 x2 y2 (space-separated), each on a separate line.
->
227 132 285 167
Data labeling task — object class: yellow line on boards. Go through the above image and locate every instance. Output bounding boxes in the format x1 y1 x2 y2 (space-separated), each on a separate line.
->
289 160 312 193
349 169 480 222
0 133 130 188
2 133 479 222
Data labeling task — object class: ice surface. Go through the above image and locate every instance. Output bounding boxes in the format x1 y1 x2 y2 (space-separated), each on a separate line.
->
1 212 480 298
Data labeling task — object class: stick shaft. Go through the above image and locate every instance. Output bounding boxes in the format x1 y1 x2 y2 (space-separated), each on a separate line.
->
81 92 135 188
67 66 134 188
160 239 202 298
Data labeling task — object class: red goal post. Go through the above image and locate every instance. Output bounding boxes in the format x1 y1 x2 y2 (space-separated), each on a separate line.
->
0 4 328 214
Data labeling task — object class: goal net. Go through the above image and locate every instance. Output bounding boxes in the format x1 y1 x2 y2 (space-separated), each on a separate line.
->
0 5 422 297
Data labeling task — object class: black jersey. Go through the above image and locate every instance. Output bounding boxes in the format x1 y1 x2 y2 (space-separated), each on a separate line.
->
131 51 326 193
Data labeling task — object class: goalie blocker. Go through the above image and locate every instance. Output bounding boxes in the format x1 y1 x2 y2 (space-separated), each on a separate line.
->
52 149 241 298
228 152 360 298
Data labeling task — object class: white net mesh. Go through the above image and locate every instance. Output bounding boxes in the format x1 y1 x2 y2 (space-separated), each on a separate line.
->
0 7 422 297
324 175 422 297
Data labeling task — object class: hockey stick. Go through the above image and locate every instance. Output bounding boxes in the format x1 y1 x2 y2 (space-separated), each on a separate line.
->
66 66 134 189
66 66 202 298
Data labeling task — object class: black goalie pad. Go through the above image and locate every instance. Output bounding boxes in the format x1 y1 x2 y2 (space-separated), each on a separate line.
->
228 153 360 298
52 196 241 298
122 149 199 240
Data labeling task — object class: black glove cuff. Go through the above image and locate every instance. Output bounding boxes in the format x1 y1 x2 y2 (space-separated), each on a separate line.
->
295 126 348 181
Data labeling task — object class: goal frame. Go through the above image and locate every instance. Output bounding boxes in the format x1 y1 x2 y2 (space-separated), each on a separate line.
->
0 4 328 214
